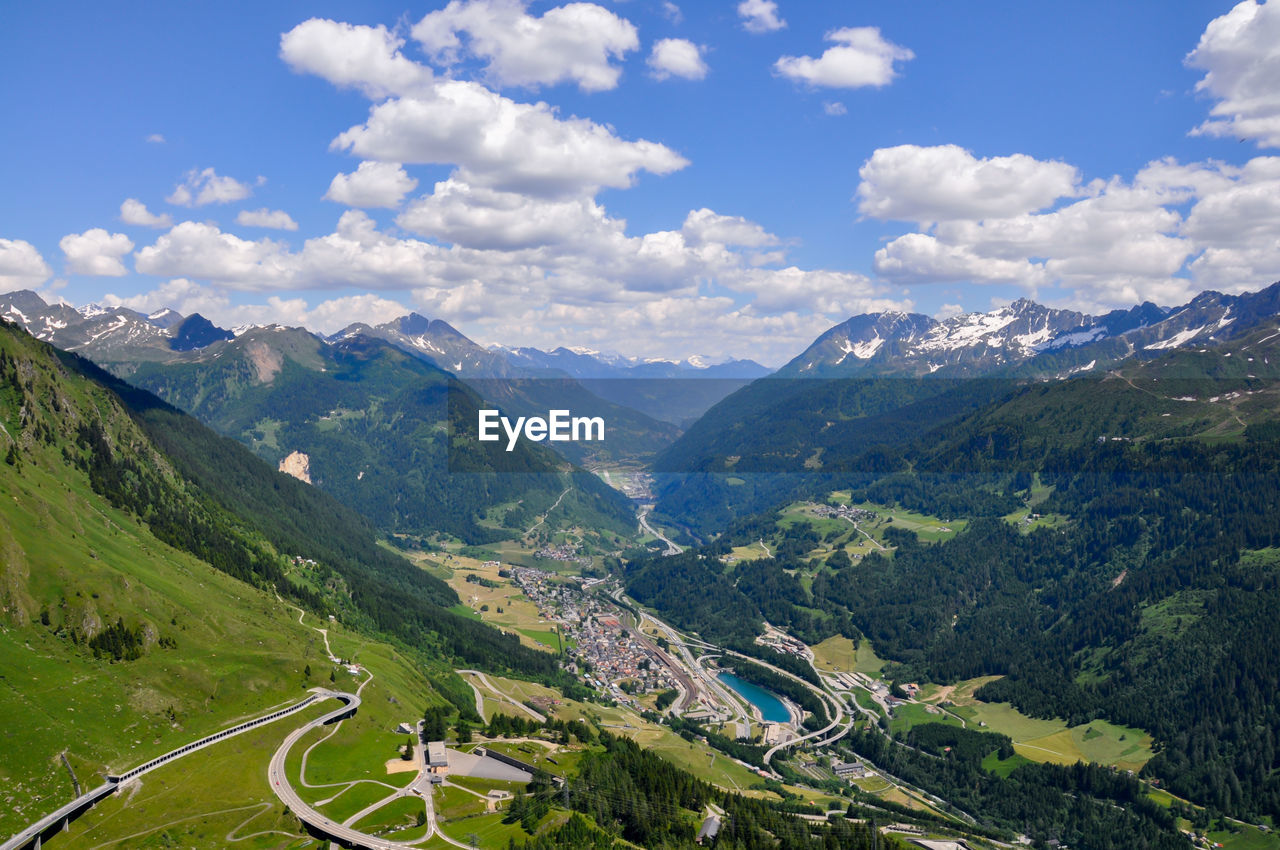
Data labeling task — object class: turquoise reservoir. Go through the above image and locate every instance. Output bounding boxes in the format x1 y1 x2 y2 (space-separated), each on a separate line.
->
717 672 790 723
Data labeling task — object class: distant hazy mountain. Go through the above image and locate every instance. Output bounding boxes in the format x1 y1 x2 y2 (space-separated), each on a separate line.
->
499 345 769 381
494 345 770 427
328 313 682 458
333 316 770 426
331 313 515 378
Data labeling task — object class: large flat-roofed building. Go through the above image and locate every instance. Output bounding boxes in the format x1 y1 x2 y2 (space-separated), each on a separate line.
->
832 761 868 779
427 741 449 781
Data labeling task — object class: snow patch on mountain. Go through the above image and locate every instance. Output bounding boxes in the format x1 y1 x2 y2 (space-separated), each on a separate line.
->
79 303 113 319
1146 326 1208 351
1012 325 1057 349
1039 326 1108 351
917 310 1018 352
837 336 885 362
408 335 444 356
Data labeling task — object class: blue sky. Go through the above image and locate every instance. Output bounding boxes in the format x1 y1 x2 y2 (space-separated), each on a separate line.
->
2 0 1278 365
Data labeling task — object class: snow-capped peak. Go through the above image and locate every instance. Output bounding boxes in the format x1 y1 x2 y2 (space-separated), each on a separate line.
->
79 303 114 319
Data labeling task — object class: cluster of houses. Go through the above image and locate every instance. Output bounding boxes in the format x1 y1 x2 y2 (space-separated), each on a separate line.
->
511 567 678 703
811 503 875 522
534 542 593 567
568 614 678 701
756 629 809 658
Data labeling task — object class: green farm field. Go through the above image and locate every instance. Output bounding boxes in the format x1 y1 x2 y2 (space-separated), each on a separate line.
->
927 677 1155 772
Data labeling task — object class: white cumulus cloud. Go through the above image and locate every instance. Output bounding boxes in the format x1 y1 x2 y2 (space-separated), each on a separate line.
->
60 228 135 276
324 161 419 208
167 168 256 207
236 208 300 231
857 144 1081 224
873 178 1199 308
861 150 1280 312
134 221 291 288
0 238 52 292
1186 0 1280 148
126 201 914 365
398 179 621 251
738 0 786 34
413 0 639 92
647 38 707 81
775 27 913 88
1183 156 1280 287
873 232 1045 288
280 18 434 99
682 209 777 248
331 79 688 198
120 198 173 228
734 266 901 316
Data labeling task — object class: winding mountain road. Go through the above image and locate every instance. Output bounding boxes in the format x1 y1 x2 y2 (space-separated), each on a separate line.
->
638 506 682 555
266 689 451 850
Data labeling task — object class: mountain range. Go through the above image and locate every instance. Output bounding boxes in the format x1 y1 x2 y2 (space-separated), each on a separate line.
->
11 282 1273 396
8 283 1280 540
0 292 767 431
652 280 1280 533
778 288 1273 378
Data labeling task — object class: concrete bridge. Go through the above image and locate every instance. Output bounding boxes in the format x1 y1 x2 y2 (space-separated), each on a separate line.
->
1 690 352 850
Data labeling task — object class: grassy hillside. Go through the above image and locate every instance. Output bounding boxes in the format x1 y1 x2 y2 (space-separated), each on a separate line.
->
0 357 445 841
631 326 1280 825
0 317 611 839
99 331 634 544
4 323 575 679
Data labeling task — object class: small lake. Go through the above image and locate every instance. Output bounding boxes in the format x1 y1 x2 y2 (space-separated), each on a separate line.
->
717 672 790 723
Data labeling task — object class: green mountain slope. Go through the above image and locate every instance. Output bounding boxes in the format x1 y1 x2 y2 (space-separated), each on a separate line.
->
0 320 457 838
652 286 1280 536
0 314 577 688
629 327 1280 823
102 328 633 543
0 317 903 850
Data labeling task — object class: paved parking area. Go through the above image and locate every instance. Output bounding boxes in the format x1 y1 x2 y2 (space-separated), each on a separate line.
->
444 749 531 782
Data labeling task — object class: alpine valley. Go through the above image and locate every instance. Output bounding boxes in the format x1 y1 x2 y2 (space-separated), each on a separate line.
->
5 280 1280 850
